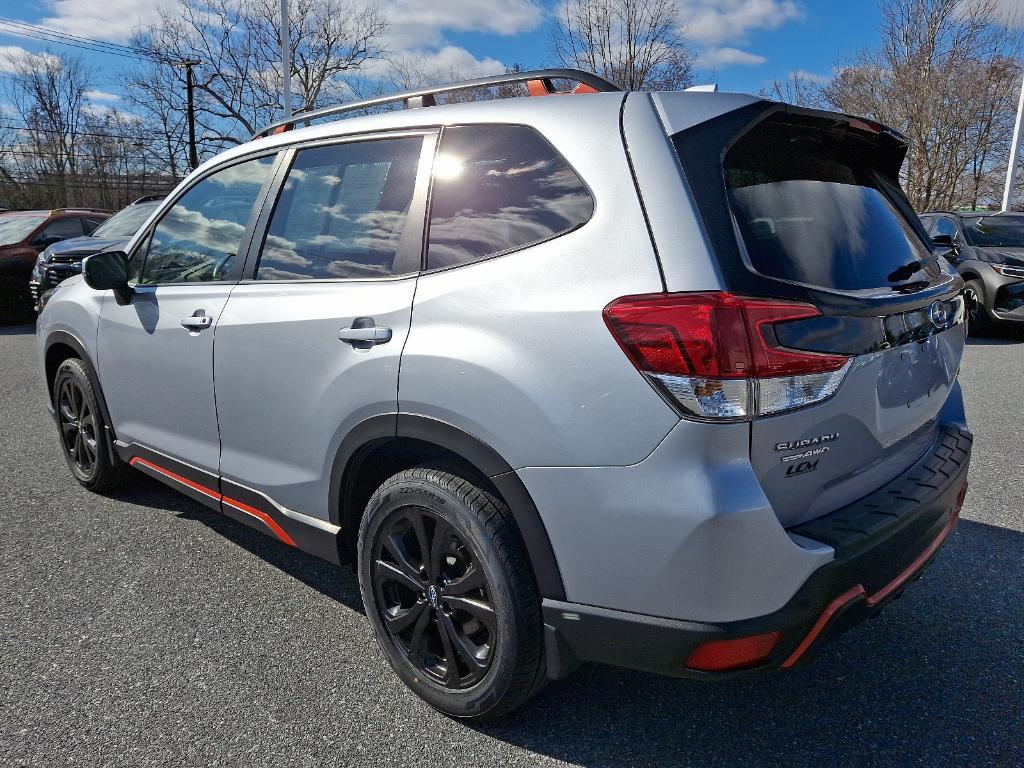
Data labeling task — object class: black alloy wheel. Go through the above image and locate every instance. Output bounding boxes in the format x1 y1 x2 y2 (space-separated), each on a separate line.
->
52 358 131 492
57 376 99 479
359 466 546 720
372 506 496 688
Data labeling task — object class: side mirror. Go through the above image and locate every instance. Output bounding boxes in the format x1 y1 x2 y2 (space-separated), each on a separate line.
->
83 250 132 304
34 234 64 248
931 234 954 247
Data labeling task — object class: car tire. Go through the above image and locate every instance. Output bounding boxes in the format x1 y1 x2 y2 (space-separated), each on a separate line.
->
963 279 995 337
53 358 131 492
358 466 546 720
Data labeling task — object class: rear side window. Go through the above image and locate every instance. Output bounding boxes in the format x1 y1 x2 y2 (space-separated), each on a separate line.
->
426 125 593 270
256 137 423 280
723 115 933 292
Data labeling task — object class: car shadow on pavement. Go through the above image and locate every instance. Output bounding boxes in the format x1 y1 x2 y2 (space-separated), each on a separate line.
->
110 474 365 615
474 518 1023 767
110 474 1021 766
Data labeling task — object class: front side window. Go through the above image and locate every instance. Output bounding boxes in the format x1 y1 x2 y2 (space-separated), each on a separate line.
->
139 155 275 285
722 114 936 292
41 217 84 241
426 125 593 270
256 137 423 280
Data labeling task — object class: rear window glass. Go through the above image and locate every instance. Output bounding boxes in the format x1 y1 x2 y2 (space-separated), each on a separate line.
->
426 125 593 270
724 116 933 291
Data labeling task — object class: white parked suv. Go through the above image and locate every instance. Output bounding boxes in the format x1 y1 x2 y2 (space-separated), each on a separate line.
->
37 70 972 719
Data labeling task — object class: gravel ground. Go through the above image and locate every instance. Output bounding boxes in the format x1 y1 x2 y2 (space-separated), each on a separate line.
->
1 322 1022 767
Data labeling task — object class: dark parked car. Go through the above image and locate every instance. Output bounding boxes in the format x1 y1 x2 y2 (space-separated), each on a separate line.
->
920 211 1024 334
30 198 163 309
0 208 109 323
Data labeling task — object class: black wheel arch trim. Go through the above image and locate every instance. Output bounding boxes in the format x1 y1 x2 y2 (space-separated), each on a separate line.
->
330 413 567 600
44 330 120 470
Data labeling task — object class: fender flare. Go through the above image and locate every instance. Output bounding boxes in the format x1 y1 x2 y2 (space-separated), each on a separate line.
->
43 330 120 469
329 413 566 600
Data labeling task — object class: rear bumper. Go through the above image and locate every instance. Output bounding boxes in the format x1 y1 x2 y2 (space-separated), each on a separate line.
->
543 425 972 680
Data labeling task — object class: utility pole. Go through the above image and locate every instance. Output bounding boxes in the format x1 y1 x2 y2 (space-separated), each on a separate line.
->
173 59 202 171
1002 72 1024 212
281 0 292 119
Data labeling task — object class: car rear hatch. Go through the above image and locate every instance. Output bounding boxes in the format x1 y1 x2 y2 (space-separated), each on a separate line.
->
659 96 966 528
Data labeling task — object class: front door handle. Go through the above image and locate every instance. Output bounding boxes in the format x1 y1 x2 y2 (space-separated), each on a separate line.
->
339 317 392 349
181 310 212 330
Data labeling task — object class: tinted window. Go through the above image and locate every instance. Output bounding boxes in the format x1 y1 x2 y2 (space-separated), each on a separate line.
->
256 137 422 280
41 217 84 240
723 115 936 291
426 125 593 270
82 217 105 233
139 155 274 284
961 216 1024 248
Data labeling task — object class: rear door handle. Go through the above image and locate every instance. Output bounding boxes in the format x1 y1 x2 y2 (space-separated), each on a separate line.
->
181 311 212 330
339 318 392 348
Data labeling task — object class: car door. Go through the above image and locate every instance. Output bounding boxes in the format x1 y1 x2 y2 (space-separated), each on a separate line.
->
213 131 435 522
96 152 279 475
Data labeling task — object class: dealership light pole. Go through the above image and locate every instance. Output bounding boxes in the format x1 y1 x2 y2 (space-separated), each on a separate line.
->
1002 72 1024 212
281 0 291 119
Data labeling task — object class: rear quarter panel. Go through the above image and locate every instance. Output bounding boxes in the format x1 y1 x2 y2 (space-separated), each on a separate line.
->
399 98 681 467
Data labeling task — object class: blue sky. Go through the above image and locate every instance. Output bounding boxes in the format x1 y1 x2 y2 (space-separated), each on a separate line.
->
0 0 930 105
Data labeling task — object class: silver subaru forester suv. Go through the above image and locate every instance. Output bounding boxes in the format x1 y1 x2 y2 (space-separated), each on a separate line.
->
37 69 972 719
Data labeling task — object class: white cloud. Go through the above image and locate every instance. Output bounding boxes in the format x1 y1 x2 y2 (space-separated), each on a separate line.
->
682 0 803 45
699 46 767 67
0 45 62 73
986 0 1024 27
41 0 170 42
407 45 506 79
789 68 831 83
382 0 544 50
85 89 121 102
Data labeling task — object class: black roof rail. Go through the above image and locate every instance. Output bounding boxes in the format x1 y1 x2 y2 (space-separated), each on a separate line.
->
252 68 622 140
129 195 165 205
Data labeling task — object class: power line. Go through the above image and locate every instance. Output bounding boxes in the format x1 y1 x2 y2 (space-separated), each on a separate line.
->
0 18 153 61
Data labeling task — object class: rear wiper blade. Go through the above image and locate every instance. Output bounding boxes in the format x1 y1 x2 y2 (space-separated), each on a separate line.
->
887 252 942 283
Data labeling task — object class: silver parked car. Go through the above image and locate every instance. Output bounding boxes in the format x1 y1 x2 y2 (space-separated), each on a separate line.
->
37 69 972 719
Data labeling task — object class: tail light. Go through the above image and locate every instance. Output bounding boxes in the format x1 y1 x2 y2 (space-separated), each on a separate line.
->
603 292 851 420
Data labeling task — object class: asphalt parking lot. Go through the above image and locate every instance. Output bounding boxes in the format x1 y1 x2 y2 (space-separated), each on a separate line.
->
1 323 1022 768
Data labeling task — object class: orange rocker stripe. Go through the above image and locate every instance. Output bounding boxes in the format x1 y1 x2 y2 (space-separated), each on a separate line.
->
129 457 297 547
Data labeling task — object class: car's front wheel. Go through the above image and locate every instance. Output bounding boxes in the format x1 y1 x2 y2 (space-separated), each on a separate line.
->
358 466 546 720
964 279 994 336
53 358 130 492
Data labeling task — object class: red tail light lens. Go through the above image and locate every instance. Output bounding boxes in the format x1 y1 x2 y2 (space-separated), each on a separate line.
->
603 292 847 378
604 292 851 420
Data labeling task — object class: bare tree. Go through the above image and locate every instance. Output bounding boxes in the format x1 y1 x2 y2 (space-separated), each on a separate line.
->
130 0 388 150
550 0 695 91
761 71 827 108
821 0 1022 211
2 49 94 207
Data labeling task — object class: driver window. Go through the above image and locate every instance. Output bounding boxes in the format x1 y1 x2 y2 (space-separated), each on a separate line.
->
138 154 275 285
933 217 960 241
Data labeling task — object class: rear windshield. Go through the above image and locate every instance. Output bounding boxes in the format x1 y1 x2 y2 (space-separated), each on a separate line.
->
961 217 1024 248
723 115 933 292
0 214 47 246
